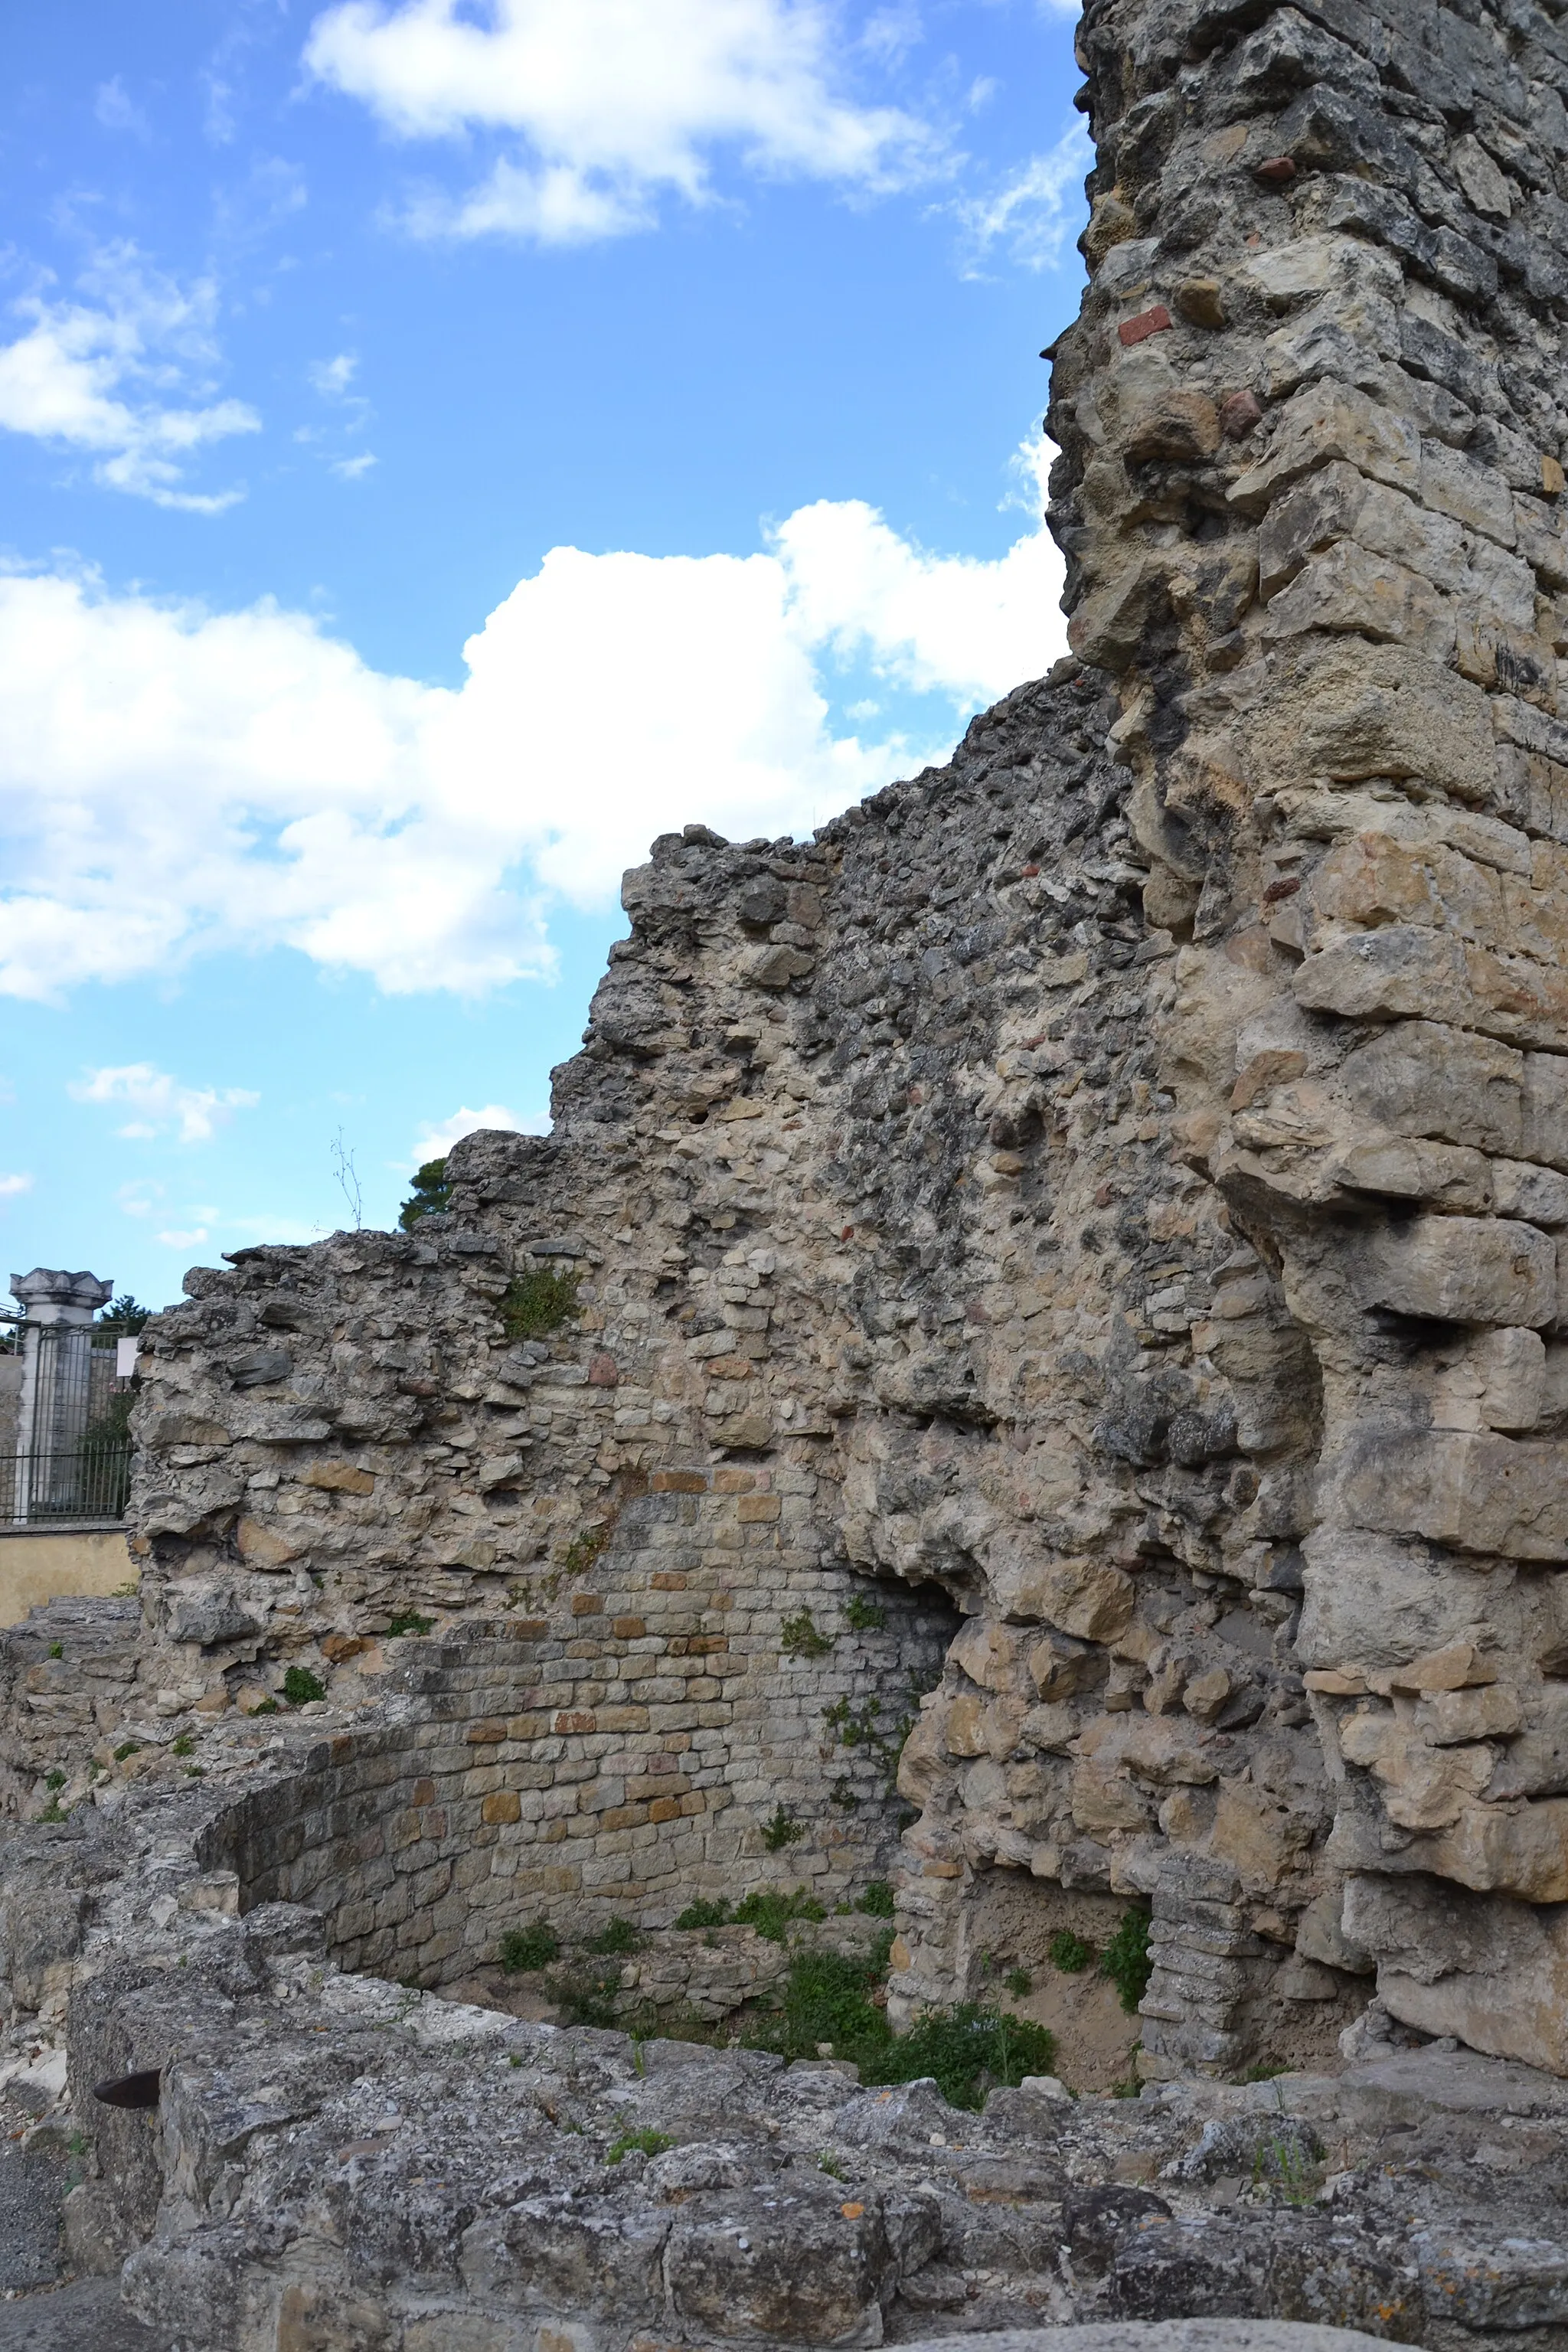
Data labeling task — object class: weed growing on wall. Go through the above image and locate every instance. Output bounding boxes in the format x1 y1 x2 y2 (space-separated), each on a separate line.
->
606 2128 673 2164
1101 1907 1153 2014
1049 1929 1096 1974
733 1886 825 1940
387 1611 435 1638
674 1897 732 1930
283 1667 325 1706
779 1608 835 1658
498 1920 560 1973
501 1266 580 1341
841 1592 886 1633
761 1804 805 1851
586 1916 641 1955
563 1524 611 1576
750 1933 1057 2111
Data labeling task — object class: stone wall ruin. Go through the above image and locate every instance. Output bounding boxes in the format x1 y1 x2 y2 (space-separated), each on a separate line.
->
9 0 1568 2179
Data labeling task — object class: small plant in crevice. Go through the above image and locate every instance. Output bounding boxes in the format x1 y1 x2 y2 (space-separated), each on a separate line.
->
47 1642 63 1660
550 1958 624 2027
818 2151 848 2180
747 1936 1056 2113
283 1666 326 1707
113 1741 139 1762
606 2128 673 2164
387 1610 435 1638
1049 1929 1096 1975
170 1736 194 1758
830 1777 858 1810
674 1897 731 1931
563 1524 610 1576
856 1880 895 1919
733 1886 826 1942
498 1920 560 1974
1004 1967 1033 1998
586 1916 641 1956
1101 1906 1153 2014
500 1265 581 1342
762 1803 805 1852
780 1608 834 1659
842 1592 886 1633
45 1769 66 1791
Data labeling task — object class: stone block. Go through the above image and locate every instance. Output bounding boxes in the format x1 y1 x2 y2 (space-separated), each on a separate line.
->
1341 1020 1523 1155
1259 460 1467 597
1422 443 1517 546
1253 640 1494 801
1296 926 1568 1053
1229 377 1422 514
1263 539 1454 653
1524 1052 1568 1169
1334 1426 1568 1559
1357 1214 1556 1327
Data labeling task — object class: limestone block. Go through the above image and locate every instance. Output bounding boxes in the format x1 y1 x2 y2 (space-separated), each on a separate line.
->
1119 389 1221 463
1263 540 1455 655
1421 443 1517 547
1345 1871 1568 2072
1456 613 1560 710
1259 460 1467 598
1229 378 1422 514
1336 1136 1492 1212
1075 1713 1219 1787
1515 488 1568 590
1357 1213 1556 1328
1413 1682 1524 1744
1426 1798 1568 1902
1524 1051 1568 1170
1295 926 1568 1054
1341 1021 1522 1155
1250 641 1494 800
1008 1554 1135 1642
1295 1886 1374 1975
1334 1429 1568 1560
1338 1707 1495 1828
948 1617 1028 1694
1492 1158 1568 1227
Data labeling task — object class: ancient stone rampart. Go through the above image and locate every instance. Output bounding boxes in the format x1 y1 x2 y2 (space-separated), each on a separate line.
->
11 0 1568 2117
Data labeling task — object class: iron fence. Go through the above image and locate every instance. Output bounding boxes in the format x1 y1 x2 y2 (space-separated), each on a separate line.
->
1 1321 135 1526
0 1439 132 1524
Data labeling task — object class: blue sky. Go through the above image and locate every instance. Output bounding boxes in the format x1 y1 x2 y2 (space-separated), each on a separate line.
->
1 0 1088 1309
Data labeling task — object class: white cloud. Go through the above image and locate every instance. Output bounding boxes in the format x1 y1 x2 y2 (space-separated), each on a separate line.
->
304 0 944 243
95 79 152 140
0 1173 32 1200
156 1226 211 1248
0 247 260 511
949 120 1091 276
309 352 358 397
409 1102 550 1166
332 451 377 480
69 1063 260 1144
0 459 1067 1001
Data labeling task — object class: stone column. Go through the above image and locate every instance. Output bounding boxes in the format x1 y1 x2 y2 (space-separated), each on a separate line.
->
9 1269 113 1520
1055 0 1568 2069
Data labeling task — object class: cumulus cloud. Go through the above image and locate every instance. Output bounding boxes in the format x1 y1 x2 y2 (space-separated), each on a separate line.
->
68 1063 260 1143
0 247 260 510
0 465 1067 1001
0 1173 33 1200
408 1102 550 1165
304 0 944 243
950 120 1092 276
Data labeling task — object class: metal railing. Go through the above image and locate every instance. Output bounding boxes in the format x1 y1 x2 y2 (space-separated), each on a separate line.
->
0 1439 133 1525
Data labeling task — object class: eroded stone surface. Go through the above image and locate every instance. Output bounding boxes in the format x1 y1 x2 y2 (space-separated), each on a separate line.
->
15 0 1568 2336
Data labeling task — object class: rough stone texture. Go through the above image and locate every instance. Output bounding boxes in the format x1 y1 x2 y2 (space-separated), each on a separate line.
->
19 0 1568 2336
